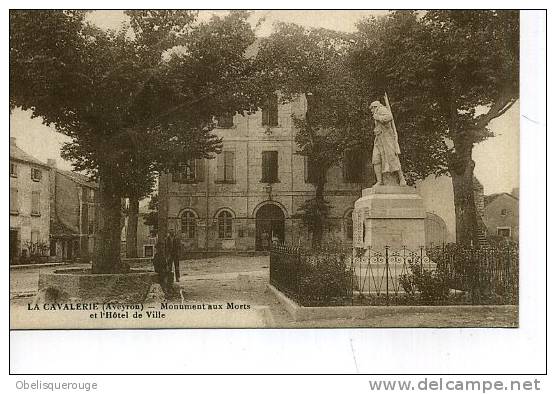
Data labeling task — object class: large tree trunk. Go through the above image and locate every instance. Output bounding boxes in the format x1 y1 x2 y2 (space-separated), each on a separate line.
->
92 167 123 273
449 136 479 248
126 197 139 258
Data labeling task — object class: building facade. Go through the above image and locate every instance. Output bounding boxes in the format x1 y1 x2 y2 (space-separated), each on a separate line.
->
484 193 519 242
48 159 100 262
159 95 368 254
9 137 51 263
159 95 450 254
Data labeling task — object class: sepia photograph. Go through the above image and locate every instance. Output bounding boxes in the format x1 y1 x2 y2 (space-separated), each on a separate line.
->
9 9 521 330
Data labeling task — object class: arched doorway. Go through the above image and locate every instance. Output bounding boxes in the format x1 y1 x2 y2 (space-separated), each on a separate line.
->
255 204 285 251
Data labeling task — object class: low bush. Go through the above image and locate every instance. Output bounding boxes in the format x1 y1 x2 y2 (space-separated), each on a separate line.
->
270 247 353 306
399 263 451 304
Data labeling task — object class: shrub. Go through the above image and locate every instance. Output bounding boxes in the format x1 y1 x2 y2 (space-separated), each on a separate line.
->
270 247 353 306
399 262 450 304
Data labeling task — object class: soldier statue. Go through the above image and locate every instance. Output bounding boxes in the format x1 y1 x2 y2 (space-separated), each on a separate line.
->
369 100 407 187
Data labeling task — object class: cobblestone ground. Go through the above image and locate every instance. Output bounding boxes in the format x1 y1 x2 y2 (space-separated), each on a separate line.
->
10 255 518 328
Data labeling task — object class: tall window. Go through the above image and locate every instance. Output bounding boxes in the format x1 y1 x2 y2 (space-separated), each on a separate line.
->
88 205 95 234
217 151 235 183
262 93 278 127
31 230 40 244
343 150 364 183
217 113 234 128
173 159 204 183
345 210 354 241
181 211 196 239
31 191 40 215
218 211 233 239
31 168 42 182
10 162 17 177
10 188 18 214
261 151 278 183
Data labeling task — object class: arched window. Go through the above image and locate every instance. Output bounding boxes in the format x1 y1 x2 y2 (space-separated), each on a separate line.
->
180 210 196 239
345 210 354 241
218 211 233 239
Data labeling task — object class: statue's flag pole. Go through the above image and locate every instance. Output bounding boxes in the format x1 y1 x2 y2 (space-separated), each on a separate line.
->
384 92 401 154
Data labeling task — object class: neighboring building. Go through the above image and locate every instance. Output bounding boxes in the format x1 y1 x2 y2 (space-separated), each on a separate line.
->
47 159 100 262
159 94 367 254
10 137 51 263
137 208 157 258
484 192 519 242
122 205 158 258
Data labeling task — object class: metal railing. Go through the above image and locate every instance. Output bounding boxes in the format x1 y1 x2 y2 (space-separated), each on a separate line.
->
270 244 518 307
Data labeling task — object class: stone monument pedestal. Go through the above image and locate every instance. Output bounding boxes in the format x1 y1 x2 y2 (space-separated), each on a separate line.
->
353 185 425 250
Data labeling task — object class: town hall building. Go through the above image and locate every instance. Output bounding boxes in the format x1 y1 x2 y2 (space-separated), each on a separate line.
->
158 94 451 255
158 94 369 253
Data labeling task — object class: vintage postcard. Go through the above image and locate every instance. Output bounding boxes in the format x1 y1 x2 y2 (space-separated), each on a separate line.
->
10 10 520 330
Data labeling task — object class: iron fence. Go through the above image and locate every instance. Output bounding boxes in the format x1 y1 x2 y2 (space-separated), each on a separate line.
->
270 244 518 307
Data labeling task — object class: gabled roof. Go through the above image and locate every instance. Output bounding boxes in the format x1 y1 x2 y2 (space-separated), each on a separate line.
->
484 192 519 207
9 142 49 167
57 169 98 189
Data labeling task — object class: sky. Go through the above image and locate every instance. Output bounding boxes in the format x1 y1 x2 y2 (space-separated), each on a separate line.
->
9 10 519 195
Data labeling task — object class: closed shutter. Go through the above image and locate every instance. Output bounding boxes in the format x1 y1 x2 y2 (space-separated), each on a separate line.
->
262 94 278 126
342 152 349 182
269 94 278 126
304 156 309 182
10 188 18 212
224 151 234 182
262 151 278 183
31 191 40 215
269 151 278 182
262 151 270 182
217 153 225 182
196 159 204 182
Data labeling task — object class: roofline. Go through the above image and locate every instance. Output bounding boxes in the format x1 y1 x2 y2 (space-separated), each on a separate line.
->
56 169 99 189
485 192 519 207
9 155 50 168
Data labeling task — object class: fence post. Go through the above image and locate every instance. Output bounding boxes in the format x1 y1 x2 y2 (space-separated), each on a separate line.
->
420 245 424 271
385 245 389 306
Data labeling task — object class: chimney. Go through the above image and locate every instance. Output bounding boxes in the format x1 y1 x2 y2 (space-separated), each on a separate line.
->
10 136 16 145
47 159 57 168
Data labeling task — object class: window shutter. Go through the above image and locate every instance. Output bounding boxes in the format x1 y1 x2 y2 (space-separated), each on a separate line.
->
216 153 225 182
32 191 40 214
261 151 269 182
342 152 349 182
262 99 269 126
304 156 309 183
225 151 234 182
10 188 18 212
262 94 278 127
270 94 278 126
270 151 278 182
196 159 204 182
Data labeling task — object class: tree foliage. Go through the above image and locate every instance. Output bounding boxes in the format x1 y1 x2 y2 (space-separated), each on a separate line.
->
254 23 371 247
350 11 519 246
10 10 257 271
